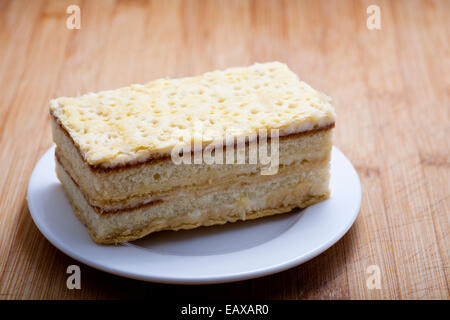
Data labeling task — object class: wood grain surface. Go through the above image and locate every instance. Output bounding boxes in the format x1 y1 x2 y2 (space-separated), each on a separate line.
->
0 0 448 300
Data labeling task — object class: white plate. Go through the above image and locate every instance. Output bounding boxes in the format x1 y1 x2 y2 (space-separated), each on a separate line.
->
27 146 361 284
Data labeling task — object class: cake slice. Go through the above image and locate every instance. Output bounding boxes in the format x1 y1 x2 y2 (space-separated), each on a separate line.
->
49 62 336 244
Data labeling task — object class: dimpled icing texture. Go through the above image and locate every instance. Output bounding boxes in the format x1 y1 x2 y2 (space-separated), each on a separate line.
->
49 62 336 168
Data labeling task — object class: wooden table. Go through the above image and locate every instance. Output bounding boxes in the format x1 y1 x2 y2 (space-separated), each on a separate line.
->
0 0 448 300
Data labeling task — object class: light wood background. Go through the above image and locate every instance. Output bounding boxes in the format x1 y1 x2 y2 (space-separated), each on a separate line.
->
0 0 448 300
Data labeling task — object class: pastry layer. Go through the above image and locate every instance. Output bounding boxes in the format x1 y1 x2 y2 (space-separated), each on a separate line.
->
52 115 333 207
55 159 330 244
49 62 335 168
56 151 330 213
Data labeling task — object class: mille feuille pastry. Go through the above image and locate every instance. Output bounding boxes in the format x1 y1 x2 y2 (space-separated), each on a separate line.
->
50 62 336 244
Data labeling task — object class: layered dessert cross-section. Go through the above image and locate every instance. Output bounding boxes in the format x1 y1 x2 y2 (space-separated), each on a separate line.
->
49 62 336 244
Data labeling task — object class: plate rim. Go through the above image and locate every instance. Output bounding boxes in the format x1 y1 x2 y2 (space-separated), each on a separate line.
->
27 145 361 284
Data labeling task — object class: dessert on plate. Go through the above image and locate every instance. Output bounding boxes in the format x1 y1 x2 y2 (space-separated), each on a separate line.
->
50 62 336 244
